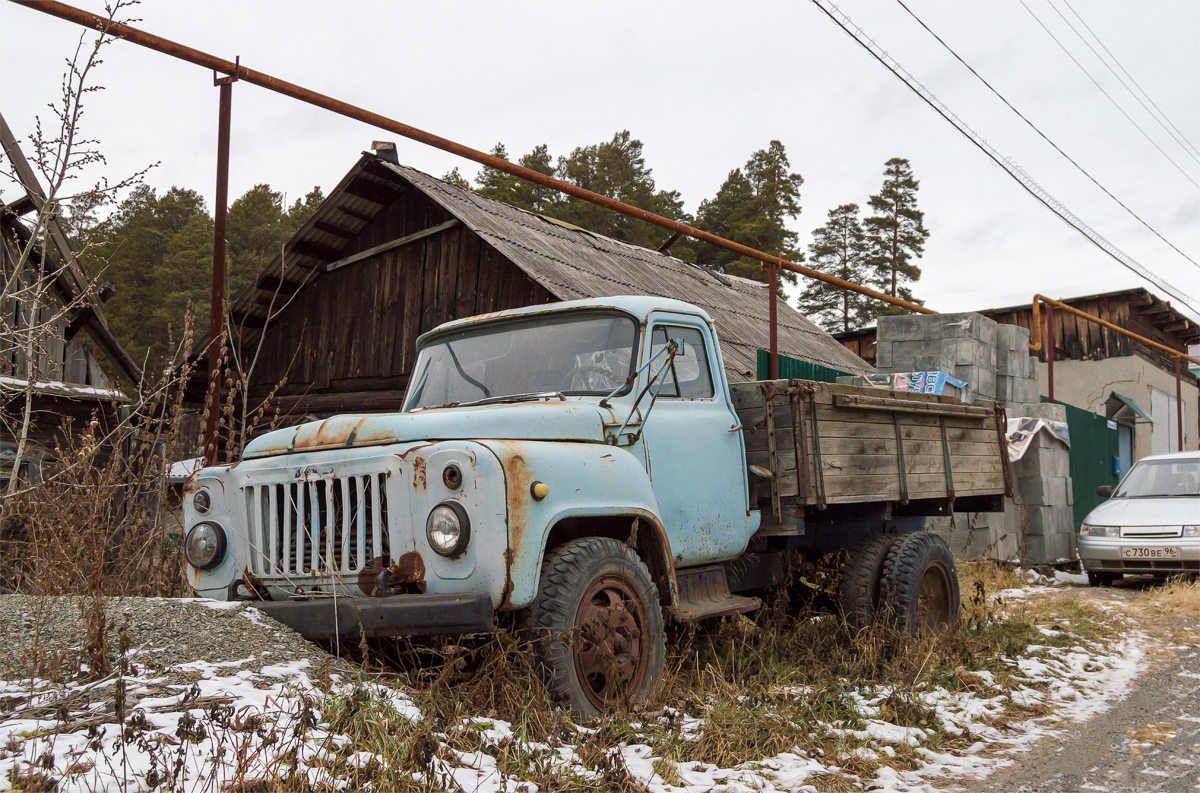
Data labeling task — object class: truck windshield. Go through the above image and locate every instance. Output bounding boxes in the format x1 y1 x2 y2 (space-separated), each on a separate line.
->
403 312 638 411
1113 458 1199 498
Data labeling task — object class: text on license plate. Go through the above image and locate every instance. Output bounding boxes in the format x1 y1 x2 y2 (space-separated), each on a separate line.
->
1121 546 1180 559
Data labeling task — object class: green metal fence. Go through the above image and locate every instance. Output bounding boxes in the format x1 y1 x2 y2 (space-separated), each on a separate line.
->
1045 397 1120 529
755 349 850 383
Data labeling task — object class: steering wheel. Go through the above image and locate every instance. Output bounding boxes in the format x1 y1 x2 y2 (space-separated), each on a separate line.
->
563 362 618 390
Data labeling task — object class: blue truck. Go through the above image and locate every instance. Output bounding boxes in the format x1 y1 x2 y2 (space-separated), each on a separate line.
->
182 296 1010 715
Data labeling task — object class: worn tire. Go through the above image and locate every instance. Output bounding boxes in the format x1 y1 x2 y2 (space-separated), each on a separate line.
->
838 534 900 630
518 537 664 719
879 532 961 634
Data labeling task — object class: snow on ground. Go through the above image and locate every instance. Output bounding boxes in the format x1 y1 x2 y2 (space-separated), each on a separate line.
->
0 586 1153 793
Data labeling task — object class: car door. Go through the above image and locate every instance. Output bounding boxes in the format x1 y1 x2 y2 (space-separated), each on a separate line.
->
637 315 756 566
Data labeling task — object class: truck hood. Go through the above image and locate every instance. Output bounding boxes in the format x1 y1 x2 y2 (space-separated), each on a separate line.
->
1083 495 1199 527
241 401 617 459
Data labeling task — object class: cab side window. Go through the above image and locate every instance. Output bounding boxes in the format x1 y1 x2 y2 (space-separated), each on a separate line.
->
650 326 714 398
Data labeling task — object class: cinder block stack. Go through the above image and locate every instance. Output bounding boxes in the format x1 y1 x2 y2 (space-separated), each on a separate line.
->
873 312 1076 566
876 313 997 400
994 324 1040 405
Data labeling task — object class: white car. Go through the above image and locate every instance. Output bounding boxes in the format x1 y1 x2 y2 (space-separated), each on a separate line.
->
1078 450 1199 586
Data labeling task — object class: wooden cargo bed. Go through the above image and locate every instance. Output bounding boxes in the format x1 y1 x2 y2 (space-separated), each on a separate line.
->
730 379 1012 527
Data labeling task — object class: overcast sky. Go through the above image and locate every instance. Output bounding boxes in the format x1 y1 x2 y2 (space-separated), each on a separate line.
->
2 0 1198 321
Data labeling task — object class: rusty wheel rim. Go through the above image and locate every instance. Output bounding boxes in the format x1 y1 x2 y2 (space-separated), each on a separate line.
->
916 561 953 631
572 574 648 711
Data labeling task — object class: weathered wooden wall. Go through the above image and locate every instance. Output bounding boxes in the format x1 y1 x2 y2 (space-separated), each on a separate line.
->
246 188 555 415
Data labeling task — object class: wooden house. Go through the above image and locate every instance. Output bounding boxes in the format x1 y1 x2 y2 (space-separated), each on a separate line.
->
201 151 872 420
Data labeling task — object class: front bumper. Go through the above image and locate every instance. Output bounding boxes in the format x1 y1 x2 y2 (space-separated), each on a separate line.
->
255 593 495 640
1078 537 1200 575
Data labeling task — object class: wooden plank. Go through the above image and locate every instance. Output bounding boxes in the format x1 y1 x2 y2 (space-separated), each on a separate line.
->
832 393 993 417
325 219 459 273
815 420 1000 444
822 472 1003 500
819 454 1001 476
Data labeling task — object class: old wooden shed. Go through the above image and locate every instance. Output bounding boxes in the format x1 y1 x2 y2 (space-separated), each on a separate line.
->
206 152 872 419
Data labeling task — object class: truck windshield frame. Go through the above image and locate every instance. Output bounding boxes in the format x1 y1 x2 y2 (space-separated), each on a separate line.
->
403 310 641 411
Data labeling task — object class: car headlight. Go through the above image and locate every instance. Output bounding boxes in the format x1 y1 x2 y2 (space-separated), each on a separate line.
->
192 489 211 514
1184 525 1200 538
1081 525 1115 537
426 502 470 557
185 522 227 570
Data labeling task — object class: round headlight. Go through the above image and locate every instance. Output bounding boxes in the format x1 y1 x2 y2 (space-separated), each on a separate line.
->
185 522 227 570
426 502 470 557
192 489 211 514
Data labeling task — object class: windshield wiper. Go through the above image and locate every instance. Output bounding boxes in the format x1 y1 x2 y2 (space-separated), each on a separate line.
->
453 391 567 408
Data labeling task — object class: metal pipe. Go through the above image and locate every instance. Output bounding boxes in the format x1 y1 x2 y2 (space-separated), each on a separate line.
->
1176 356 1184 452
9 0 934 316
1045 302 1054 403
204 77 232 466
768 259 779 379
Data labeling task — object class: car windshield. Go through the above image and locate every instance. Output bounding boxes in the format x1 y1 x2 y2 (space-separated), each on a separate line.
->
1113 458 1200 498
403 312 638 411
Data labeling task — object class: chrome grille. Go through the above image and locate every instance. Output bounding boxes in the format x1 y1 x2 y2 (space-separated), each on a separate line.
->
242 473 390 577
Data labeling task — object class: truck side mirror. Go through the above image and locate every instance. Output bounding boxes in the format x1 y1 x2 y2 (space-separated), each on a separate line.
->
1096 485 1114 498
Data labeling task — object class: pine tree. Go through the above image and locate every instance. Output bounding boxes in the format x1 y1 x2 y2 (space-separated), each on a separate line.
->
864 158 928 312
799 204 871 333
694 141 803 284
474 143 558 212
442 167 470 189
552 131 691 250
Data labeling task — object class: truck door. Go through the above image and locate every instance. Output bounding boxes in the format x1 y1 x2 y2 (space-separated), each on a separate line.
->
639 316 757 566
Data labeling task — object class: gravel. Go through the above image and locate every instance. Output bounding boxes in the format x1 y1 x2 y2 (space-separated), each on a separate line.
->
0 595 352 693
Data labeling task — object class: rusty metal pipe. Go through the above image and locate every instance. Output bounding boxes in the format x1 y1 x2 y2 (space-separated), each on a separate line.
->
768 259 779 379
204 77 232 466
1045 303 1054 403
1176 356 1184 452
9 0 934 316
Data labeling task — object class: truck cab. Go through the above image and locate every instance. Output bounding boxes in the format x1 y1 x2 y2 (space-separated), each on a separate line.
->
184 297 761 714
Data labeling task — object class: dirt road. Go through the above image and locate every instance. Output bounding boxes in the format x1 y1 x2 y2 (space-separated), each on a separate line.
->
958 580 1200 793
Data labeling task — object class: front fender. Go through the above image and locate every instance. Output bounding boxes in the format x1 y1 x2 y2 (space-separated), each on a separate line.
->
477 440 668 610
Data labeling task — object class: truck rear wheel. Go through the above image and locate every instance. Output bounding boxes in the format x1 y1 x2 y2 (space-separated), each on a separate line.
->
879 532 960 634
838 534 900 630
520 537 664 719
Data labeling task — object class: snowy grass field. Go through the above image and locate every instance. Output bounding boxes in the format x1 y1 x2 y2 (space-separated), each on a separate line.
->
2 565 1196 793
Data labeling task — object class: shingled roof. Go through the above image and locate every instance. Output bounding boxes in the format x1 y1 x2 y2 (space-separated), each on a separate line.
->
227 154 873 381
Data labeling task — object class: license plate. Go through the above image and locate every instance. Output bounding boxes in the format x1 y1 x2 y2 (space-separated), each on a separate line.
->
1121 546 1180 560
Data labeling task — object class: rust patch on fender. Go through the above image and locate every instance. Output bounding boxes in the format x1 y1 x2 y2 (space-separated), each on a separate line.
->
412 456 427 491
502 452 531 550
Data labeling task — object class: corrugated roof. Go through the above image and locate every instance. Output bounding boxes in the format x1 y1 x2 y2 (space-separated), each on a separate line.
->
225 155 873 380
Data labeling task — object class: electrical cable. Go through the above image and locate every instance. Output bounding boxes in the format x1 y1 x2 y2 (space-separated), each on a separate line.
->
894 0 1200 272
1059 0 1200 161
1018 0 1200 191
807 0 1200 319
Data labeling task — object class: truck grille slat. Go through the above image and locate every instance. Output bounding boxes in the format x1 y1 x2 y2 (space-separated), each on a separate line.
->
243 472 390 583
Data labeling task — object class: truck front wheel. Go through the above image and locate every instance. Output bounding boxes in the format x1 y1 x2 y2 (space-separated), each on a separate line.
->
520 537 664 719
879 532 961 634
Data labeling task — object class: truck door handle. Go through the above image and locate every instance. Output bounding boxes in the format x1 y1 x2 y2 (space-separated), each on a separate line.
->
728 423 742 432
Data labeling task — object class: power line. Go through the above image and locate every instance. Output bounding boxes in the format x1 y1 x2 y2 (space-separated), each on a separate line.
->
893 0 1200 273
1017 0 1200 192
1060 0 1200 161
806 0 1200 319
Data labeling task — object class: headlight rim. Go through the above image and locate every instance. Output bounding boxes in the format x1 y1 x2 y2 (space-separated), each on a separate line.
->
426 501 471 558
1080 524 1115 538
185 521 227 570
192 489 211 514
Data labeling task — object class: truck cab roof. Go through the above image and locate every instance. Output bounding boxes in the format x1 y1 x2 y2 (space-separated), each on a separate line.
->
416 296 714 347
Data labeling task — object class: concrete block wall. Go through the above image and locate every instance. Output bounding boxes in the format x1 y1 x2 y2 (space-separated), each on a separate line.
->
875 313 1076 565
